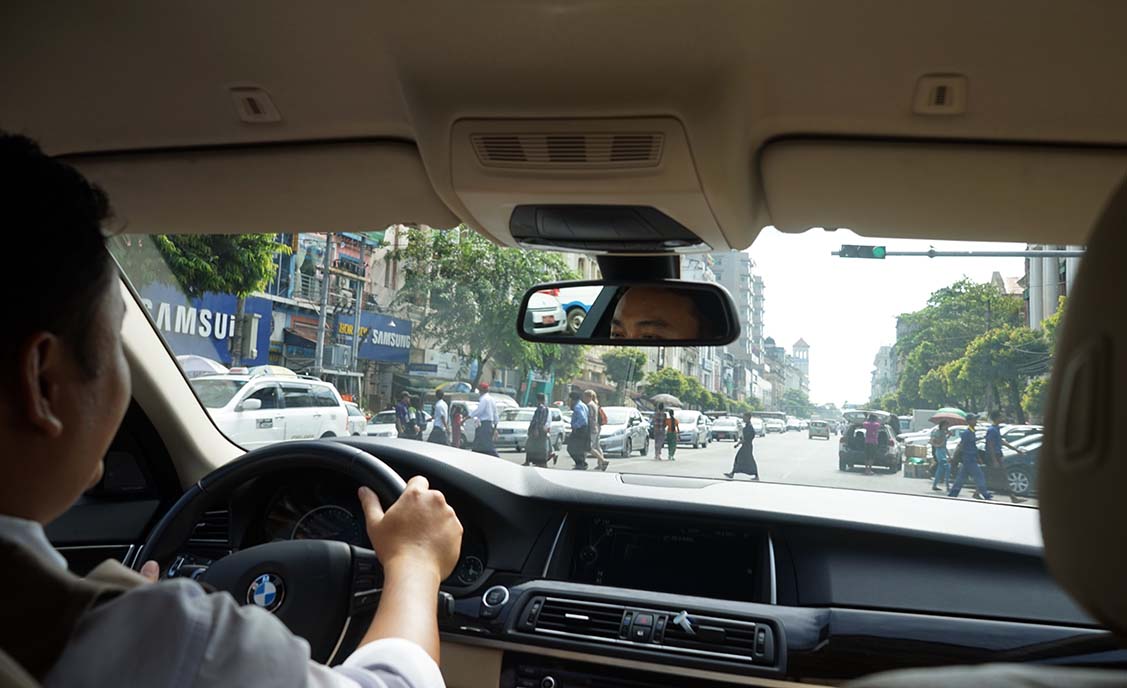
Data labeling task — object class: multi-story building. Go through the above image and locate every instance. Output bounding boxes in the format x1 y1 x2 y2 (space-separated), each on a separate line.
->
1023 245 1082 330
711 251 764 400
870 345 897 402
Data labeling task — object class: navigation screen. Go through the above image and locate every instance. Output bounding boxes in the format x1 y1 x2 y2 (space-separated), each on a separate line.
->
568 515 765 602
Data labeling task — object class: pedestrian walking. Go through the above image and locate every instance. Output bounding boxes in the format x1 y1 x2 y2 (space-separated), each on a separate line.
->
665 409 679 460
584 390 609 471
470 383 500 457
394 392 412 439
428 390 449 445
930 420 952 491
411 396 426 440
524 393 551 467
984 410 1028 504
725 412 759 480
451 402 465 449
566 390 590 469
862 413 882 475
652 403 666 460
948 414 994 500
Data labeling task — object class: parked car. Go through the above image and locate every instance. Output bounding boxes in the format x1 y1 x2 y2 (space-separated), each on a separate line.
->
191 374 348 448
673 409 711 448
808 419 831 440
556 285 604 334
494 406 567 452
366 408 433 439
764 418 786 434
598 406 650 457
710 416 742 441
992 434 1042 498
344 402 367 436
839 410 903 472
525 290 567 334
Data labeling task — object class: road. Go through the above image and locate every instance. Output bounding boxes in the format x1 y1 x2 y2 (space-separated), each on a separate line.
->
488 430 1038 506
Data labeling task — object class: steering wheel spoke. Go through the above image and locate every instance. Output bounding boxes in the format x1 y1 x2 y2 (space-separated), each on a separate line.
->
349 546 383 615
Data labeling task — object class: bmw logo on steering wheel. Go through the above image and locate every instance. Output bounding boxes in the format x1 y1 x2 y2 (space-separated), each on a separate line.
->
247 573 285 612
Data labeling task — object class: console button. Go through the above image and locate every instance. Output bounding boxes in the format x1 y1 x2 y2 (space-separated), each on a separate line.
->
634 613 653 626
654 615 668 643
631 624 652 642
619 611 634 638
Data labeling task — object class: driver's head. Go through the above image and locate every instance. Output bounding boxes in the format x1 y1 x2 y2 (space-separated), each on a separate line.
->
610 287 703 340
0 132 130 524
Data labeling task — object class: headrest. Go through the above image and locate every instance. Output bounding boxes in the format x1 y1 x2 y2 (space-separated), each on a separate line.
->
1040 176 1127 637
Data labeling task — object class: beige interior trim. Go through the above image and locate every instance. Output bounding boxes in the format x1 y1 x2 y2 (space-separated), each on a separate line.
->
761 139 1127 244
120 281 240 485
441 636 806 687
448 117 727 250
72 141 459 236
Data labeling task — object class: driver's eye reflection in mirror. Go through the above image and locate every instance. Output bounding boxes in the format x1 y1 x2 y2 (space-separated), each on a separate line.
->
609 286 703 340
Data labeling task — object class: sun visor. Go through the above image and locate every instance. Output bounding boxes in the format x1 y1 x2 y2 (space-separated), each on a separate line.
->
761 139 1127 244
68 141 459 235
450 117 722 252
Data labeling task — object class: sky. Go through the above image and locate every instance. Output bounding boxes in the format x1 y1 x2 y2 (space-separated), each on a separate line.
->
743 228 1026 407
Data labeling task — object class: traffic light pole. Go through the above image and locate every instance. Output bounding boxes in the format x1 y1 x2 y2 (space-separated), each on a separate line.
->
832 249 1085 258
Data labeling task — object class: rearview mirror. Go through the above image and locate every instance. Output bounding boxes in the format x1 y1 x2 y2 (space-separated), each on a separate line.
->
237 398 262 411
517 279 740 345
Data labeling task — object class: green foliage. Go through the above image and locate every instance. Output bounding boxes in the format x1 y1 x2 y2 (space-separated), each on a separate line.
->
392 225 577 385
643 367 687 398
780 388 814 418
602 348 648 393
1022 376 1049 421
961 325 1047 422
152 235 286 296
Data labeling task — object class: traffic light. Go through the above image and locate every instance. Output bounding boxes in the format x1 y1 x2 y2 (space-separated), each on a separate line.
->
838 244 887 259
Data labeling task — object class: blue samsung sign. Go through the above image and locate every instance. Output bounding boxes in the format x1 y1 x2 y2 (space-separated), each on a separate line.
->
335 311 412 363
138 283 273 366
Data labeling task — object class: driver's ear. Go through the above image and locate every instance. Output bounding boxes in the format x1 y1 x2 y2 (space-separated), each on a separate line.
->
18 332 66 438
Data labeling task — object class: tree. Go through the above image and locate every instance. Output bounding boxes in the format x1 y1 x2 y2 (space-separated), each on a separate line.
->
602 348 648 398
113 234 288 365
961 325 1048 422
643 367 687 399
780 388 814 418
392 226 577 387
1022 376 1050 421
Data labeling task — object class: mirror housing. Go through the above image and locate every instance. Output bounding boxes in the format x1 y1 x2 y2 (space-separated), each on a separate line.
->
517 279 740 346
237 398 263 412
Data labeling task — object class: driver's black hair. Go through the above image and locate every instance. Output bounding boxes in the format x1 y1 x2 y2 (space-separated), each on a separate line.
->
2 132 114 382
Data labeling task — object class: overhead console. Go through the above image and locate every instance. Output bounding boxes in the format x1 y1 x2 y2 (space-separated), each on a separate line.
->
449 117 726 252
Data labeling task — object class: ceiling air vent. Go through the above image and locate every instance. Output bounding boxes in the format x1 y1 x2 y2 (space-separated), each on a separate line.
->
471 133 663 169
531 597 625 641
189 509 231 546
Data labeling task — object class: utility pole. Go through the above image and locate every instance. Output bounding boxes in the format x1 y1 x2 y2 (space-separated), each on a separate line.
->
313 233 333 378
833 247 1085 259
351 270 366 401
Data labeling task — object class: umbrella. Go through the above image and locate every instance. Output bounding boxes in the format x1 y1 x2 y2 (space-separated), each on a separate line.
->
650 393 683 408
176 354 228 378
930 407 968 425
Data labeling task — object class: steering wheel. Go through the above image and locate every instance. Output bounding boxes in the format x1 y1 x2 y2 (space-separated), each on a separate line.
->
138 441 406 664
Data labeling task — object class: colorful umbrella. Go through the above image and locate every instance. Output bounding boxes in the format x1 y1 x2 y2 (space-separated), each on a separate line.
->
930 407 968 425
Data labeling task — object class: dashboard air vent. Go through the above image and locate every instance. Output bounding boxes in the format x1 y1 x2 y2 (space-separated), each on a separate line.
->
471 133 663 169
189 509 230 546
662 614 759 661
532 598 625 641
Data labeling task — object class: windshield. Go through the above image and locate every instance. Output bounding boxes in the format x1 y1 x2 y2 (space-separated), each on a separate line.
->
190 379 246 408
114 226 1074 511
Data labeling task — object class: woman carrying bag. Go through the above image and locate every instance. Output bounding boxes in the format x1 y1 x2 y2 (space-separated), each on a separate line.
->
725 412 760 480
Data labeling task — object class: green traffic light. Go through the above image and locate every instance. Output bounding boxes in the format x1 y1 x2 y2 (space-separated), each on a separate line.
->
873 246 886 259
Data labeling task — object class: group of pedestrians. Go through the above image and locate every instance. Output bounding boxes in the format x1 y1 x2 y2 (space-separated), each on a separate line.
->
563 389 611 471
930 410 1027 503
651 404 680 461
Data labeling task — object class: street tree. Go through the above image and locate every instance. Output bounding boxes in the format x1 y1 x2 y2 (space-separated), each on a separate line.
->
643 367 687 400
602 348 648 399
392 225 577 387
780 388 814 418
961 325 1048 422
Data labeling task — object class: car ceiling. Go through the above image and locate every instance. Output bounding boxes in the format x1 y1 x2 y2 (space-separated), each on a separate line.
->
6 0 1127 248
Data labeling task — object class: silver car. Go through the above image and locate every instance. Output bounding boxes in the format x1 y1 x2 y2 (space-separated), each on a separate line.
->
598 406 651 457
673 409 711 448
494 406 567 452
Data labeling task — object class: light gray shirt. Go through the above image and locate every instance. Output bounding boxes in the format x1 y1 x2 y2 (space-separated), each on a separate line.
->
470 393 498 423
433 399 449 430
0 514 445 688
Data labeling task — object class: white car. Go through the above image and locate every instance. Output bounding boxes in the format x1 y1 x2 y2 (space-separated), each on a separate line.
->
366 409 433 438
710 416 742 441
673 409 711 448
191 374 348 448
599 406 650 457
344 402 368 436
494 406 566 452
526 290 567 334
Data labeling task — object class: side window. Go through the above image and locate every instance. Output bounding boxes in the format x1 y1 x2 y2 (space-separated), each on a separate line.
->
281 384 315 408
313 387 339 408
246 385 279 410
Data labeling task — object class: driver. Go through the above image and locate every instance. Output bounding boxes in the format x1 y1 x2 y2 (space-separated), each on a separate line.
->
0 132 462 687
609 286 718 340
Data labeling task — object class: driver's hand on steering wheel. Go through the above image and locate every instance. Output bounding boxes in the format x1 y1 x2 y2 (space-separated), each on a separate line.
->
358 478 463 581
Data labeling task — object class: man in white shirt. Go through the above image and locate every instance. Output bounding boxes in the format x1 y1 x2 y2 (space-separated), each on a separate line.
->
428 390 449 445
469 383 499 456
0 132 462 687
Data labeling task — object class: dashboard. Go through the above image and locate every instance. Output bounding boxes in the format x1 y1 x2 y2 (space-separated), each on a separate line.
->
165 439 1122 686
